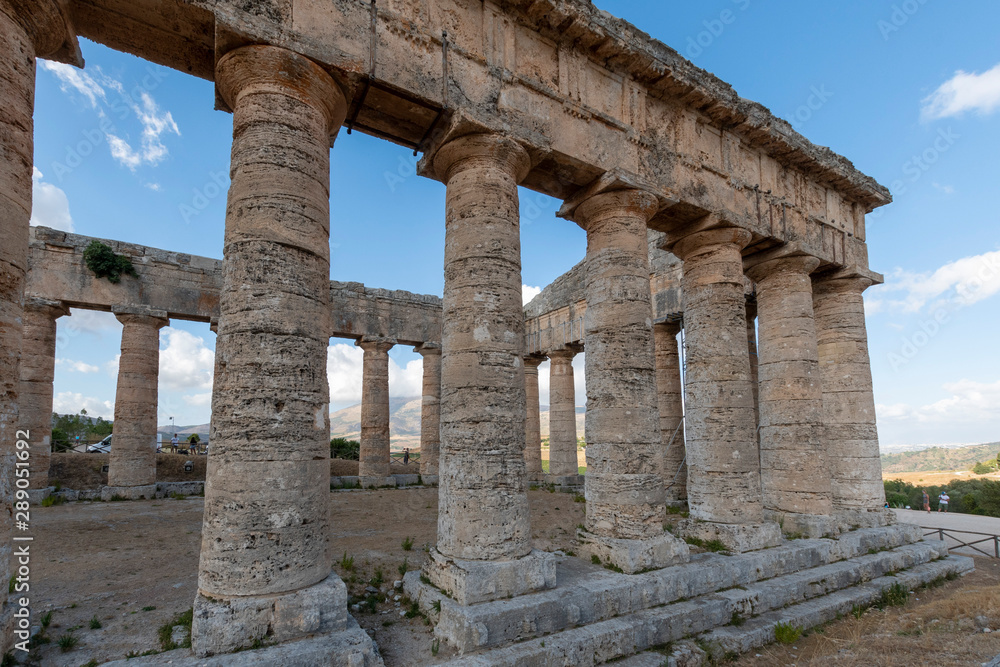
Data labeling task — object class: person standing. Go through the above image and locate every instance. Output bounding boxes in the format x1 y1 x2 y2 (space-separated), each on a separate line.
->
171 433 179 453
922 489 930 514
403 448 410 465
938 491 950 513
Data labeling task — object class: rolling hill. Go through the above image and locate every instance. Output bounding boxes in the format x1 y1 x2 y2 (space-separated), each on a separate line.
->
881 442 1000 473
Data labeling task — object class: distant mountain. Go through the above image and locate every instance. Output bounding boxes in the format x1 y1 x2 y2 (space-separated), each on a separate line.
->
157 423 211 439
329 398 587 450
881 442 1000 473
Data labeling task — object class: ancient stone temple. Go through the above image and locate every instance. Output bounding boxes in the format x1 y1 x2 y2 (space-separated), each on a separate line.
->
2 0 973 664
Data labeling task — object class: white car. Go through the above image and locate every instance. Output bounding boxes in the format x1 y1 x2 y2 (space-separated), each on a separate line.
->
87 435 112 453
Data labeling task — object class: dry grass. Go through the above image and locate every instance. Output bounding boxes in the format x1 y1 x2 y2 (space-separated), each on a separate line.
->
734 558 1000 666
885 469 1000 486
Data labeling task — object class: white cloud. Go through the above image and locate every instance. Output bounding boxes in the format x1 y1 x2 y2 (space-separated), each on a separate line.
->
866 249 1000 314
877 379 1000 425
182 392 213 408
53 392 115 419
145 182 162 192
105 354 120 379
921 62 1000 120
159 328 215 392
39 60 106 108
30 167 74 232
327 342 425 404
932 182 955 195
40 63 180 170
55 358 99 373
522 284 543 306
63 309 121 334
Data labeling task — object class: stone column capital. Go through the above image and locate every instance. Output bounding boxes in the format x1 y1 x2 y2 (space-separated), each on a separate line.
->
24 296 69 319
812 271 875 295
215 45 348 137
1 0 82 64
357 336 395 354
112 306 169 329
414 342 441 356
669 226 753 262
427 133 531 185
654 319 682 336
570 189 660 231
744 253 821 284
546 347 578 364
523 354 546 369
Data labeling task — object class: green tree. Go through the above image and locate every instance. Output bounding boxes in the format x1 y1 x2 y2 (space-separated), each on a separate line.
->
187 433 201 444
973 461 993 475
330 438 360 461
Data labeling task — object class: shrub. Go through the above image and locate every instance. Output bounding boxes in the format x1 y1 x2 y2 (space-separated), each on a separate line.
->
774 621 802 644
401 536 414 551
89 616 102 629
330 438 360 460
83 240 137 283
57 633 79 652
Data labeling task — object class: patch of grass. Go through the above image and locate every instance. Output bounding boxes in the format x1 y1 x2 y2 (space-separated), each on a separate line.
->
730 611 745 627
41 494 65 507
431 638 440 656
398 558 409 577
57 632 79 652
157 608 193 651
774 621 802 645
382 620 394 627
79 660 100 667
41 610 53 629
404 600 421 619
876 582 909 609
591 554 602 565
369 567 384 588
419 574 431 585
432 599 441 613
109 494 128 502
851 604 866 619
142 605 156 612
573 493 586 503
665 506 689 517
401 536 414 551
169 492 187 500
89 616 102 629
684 536 729 553
603 562 624 574
564 549 577 557
339 552 355 572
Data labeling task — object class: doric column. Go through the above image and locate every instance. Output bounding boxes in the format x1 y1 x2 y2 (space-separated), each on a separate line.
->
547 347 580 480
193 45 351 656
420 133 554 605
19 299 69 490
666 225 781 552
653 321 686 503
813 271 892 527
357 336 394 485
746 253 834 537
0 1 79 653
104 308 167 498
523 355 545 480
415 342 441 478
563 187 688 573
746 300 760 433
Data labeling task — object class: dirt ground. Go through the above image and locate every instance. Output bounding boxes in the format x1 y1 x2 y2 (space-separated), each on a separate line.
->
19 487 999 666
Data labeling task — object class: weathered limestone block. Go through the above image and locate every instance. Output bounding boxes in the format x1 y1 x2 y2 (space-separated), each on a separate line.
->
358 336 394 484
0 1 79 652
416 342 442 476
107 307 168 492
547 346 580 478
18 298 68 488
421 132 554 601
523 355 544 480
666 225 779 553
193 45 349 656
746 254 834 537
653 321 686 502
566 187 688 572
813 271 891 524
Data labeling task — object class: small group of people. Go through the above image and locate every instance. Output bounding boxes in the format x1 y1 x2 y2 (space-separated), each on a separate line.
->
163 433 206 455
921 489 950 513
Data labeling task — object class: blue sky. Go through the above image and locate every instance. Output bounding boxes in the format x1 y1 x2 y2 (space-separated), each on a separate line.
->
31 1 999 450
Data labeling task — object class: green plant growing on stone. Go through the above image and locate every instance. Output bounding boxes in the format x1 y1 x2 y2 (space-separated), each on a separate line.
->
432 599 441 613
774 621 802 645
851 604 866 619
405 600 421 619
591 554 601 565
57 632 79 652
370 567 384 587
142 605 156 612
419 574 431 585
573 493 585 503
41 610 53 629
398 558 409 576
79 660 99 667
340 552 355 571
157 608 193 651
877 582 909 609
431 638 440 656
83 240 137 283
41 494 65 507
401 536 414 551
730 611 745 627
89 616 102 630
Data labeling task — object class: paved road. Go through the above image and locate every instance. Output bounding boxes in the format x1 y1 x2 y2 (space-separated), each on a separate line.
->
893 508 1000 558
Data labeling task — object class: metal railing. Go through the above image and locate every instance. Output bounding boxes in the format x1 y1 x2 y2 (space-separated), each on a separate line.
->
922 526 1000 558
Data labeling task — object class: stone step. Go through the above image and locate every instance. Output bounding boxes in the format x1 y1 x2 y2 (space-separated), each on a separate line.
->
433 543 970 666
404 523 924 653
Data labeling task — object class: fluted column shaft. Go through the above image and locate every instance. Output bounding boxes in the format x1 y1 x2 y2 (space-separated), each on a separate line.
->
358 338 393 481
416 343 442 476
654 321 686 501
813 274 887 514
747 255 832 521
193 45 350 656
671 228 763 525
18 300 68 489
523 356 544 479
108 310 167 490
577 190 665 540
547 348 579 478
